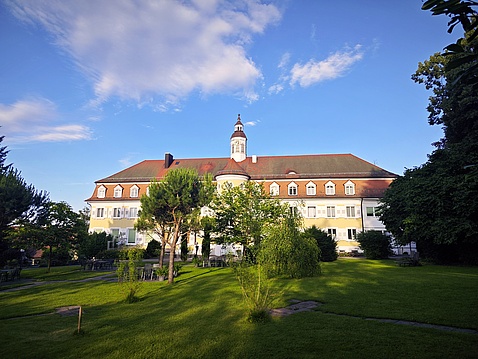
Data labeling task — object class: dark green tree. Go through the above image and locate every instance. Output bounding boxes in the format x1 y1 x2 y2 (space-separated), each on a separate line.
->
380 5 478 264
422 0 478 85
32 201 87 272
303 226 338 262
180 235 188 261
201 217 213 260
356 231 392 260
78 231 111 259
0 135 49 266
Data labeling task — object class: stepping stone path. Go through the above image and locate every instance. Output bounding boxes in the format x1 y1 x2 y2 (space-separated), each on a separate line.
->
270 299 321 317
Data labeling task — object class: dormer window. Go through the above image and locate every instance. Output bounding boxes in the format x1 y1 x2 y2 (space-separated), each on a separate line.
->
114 185 123 198
270 182 280 196
130 185 139 198
288 182 298 196
344 180 355 195
97 185 106 198
325 181 336 196
306 182 316 195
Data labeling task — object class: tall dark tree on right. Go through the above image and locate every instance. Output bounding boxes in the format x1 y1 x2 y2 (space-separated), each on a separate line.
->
379 2 478 264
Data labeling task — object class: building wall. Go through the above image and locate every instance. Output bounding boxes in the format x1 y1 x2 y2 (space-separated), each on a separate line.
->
88 178 391 253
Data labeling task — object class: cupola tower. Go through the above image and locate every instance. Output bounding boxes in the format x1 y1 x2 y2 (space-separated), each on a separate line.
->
230 114 247 162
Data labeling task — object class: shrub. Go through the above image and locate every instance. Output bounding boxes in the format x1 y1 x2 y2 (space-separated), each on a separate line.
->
303 226 338 262
234 262 273 324
356 230 392 259
144 239 161 259
117 248 144 303
180 237 188 261
260 218 321 278
96 249 120 260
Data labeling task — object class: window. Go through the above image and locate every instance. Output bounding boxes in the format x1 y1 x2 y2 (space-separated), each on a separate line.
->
344 180 355 195
127 229 136 244
96 208 105 218
130 185 139 198
114 185 123 198
306 182 316 195
367 207 379 217
97 186 106 198
325 181 335 195
327 228 337 239
289 206 298 216
288 182 298 196
111 228 120 240
113 208 122 218
307 206 316 218
346 206 355 218
347 228 357 240
270 183 280 196
129 207 138 218
327 206 336 218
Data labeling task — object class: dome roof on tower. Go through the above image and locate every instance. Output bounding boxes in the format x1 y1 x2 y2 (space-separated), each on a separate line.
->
230 114 247 139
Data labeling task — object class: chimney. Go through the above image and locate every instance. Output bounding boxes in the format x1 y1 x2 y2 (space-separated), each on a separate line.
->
165 152 174 168
252 155 257 163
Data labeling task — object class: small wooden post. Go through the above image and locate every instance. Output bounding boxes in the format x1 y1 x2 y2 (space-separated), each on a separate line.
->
77 306 82 334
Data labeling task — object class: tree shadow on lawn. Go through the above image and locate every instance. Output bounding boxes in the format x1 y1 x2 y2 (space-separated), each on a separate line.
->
275 259 478 330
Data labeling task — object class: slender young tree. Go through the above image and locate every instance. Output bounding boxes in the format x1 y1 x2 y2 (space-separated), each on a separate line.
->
211 181 289 257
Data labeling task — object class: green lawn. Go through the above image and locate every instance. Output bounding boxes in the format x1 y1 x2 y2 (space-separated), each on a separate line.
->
1 259 477 358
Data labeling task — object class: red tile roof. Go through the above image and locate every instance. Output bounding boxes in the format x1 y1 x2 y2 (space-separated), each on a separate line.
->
95 154 396 184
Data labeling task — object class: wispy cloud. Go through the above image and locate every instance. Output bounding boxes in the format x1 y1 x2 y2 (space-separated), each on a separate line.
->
290 45 364 87
0 98 92 143
7 0 281 107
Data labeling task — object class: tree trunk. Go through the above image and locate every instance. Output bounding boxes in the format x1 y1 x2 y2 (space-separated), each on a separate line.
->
47 246 52 273
159 241 166 268
168 238 176 284
168 221 181 284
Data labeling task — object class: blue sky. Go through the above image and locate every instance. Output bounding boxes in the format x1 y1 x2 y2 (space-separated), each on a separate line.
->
0 1 454 211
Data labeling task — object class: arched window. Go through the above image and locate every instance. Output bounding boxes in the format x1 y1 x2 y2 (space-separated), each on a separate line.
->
270 182 280 196
306 181 316 195
288 182 298 196
325 181 335 196
97 186 106 198
130 185 139 198
114 185 123 198
344 180 355 195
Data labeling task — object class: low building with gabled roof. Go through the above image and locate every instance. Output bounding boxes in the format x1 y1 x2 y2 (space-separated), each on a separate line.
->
86 114 397 254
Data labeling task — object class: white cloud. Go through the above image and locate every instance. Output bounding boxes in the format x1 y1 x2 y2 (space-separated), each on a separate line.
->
278 52 291 69
0 98 92 143
7 0 281 106
268 83 284 94
290 45 364 87
244 121 257 126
